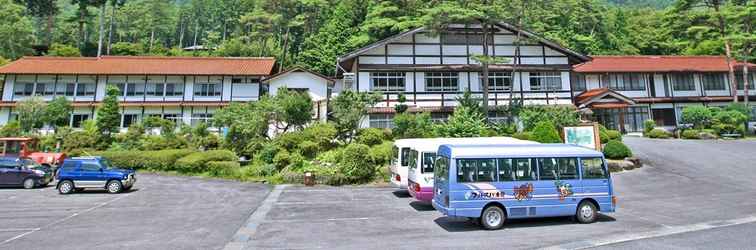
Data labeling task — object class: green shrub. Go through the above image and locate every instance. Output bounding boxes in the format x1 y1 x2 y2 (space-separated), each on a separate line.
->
274 131 306 151
643 119 656 135
392 112 434 139
175 150 238 173
681 129 701 139
255 143 280 164
297 140 319 158
63 131 98 151
95 149 195 170
519 105 580 131
512 131 533 141
356 128 386 146
531 121 562 143
368 141 393 166
242 163 277 177
647 129 671 139
605 130 622 142
338 143 374 183
140 135 189 150
712 110 748 135
272 149 291 170
316 147 344 164
603 140 632 160
302 123 337 150
681 106 713 129
207 161 241 177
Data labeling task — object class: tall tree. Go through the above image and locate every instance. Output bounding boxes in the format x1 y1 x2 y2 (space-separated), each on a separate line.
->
96 85 121 142
674 0 740 102
16 97 47 133
0 0 35 59
42 96 73 130
20 0 59 45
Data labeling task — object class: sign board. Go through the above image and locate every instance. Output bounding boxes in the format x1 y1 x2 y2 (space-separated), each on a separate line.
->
563 123 601 151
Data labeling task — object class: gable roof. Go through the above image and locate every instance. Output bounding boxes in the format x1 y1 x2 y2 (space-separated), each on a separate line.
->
574 56 733 73
574 87 636 109
337 22 591 68
262 67 334 83
0 56 276 76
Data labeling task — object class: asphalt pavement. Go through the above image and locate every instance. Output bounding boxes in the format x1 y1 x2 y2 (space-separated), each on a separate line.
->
234 137 756 249
0 173 270 250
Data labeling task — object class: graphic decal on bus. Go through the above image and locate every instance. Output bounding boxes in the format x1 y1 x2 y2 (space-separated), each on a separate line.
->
463 183 506 200
513 183 534 201
554 180 574 201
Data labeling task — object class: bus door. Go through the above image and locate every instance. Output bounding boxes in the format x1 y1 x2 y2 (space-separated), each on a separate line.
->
534 157 582 216
580 157 612 207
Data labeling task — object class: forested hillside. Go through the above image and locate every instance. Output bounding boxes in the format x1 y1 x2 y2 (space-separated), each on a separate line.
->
0 0 753 74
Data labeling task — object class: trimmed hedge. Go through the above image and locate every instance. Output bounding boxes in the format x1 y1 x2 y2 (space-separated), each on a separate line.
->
681 129 700 139
603 140 632 160
175 150 238 173
338 143 374 183
643 119 656 135
207 161 241 177
531 121 562 143
94 149 195 170
647 129 671 139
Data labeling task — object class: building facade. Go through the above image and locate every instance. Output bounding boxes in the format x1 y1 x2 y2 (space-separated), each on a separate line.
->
335 23 591 128
0 56 331 130
573 56 756 132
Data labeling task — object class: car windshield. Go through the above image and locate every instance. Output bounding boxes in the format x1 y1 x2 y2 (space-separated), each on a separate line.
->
101 159 115 170
21 159 40 169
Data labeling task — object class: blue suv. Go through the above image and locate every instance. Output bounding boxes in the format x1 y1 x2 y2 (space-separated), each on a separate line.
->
56 157 136 194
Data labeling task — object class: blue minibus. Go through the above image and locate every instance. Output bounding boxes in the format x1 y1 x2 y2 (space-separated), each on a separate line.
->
432 144 616 230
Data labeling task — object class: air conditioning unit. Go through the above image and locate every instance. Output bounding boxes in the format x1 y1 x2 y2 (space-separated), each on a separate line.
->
342 73 355 90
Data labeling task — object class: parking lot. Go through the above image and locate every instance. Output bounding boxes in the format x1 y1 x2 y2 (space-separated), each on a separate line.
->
0 173 270 250
240 137 756 249
4 137 756 249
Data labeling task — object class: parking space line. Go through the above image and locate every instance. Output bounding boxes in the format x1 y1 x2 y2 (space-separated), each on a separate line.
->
0 190 139 246
0 228 40 232
542 214 756 250
224 184 287 250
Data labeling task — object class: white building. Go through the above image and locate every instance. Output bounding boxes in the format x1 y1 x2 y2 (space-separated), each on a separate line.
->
0 56 331 129
334 23 591 128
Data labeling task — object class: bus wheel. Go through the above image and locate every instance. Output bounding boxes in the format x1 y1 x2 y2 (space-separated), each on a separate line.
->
576 201 598 224
480 206 506 230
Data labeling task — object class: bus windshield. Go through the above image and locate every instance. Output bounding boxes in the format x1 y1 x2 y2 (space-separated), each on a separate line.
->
422 153 436 173
434 156 449 183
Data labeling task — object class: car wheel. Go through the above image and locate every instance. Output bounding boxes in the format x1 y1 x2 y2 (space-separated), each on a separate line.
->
576 201 598 224
23 178 35 189
106 180 123 194
58 180 74 194
479 205 506 230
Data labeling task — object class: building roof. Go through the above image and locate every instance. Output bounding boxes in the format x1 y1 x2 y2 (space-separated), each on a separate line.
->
573 56 734 73
574 87 636 109
0 56 276 76
262 67 334 83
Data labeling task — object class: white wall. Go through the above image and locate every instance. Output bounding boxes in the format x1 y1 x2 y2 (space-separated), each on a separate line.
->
267 71 329 101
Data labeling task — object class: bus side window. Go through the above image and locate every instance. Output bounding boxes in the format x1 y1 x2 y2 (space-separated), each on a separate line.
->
581 158 607 179
497 159 514 182
558 158 579 180
514 158 535 181
457 159 475 183
476 159 496 182
538 158 558 180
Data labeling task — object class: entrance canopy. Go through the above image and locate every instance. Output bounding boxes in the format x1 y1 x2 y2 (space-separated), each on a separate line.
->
575 88 636 109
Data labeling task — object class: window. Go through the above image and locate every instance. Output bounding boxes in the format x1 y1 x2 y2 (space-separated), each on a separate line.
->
456 158 496 183
430 112 450 123
56 83 76 96
571 73 587 91
671 74 695 91
488 112 511 124
702 73 726 90
76 83 95 96
422 153 436 173
163 114 182 124
601 73 646 91
165 83 184 96
36 83 55 96
59 161 77 171
71 114 90 128
440 33 467 44
14 82 34 96
514 158 536 181
369 113 394 128
529 72 562 91
482 72 512 91
434 156 449 183
125 83 144 96
80 162 101 172
735 72 756 90
370 72 405 92
400 147 411 167
122 114 139 128
146 83 163 96
497 158 514 181
109 83 126 96
538 158 578 180
408 150 418 171
581 158 607 179
425 72 459 92
195 83 221 96
191 113 213 126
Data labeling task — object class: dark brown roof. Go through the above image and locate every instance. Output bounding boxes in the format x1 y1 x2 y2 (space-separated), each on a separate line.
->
0 56 276 75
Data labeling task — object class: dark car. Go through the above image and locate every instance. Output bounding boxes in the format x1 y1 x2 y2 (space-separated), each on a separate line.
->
0 157 52 189
56 156 136 194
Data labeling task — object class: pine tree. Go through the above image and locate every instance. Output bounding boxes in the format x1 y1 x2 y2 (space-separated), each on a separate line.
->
96 85 121 144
